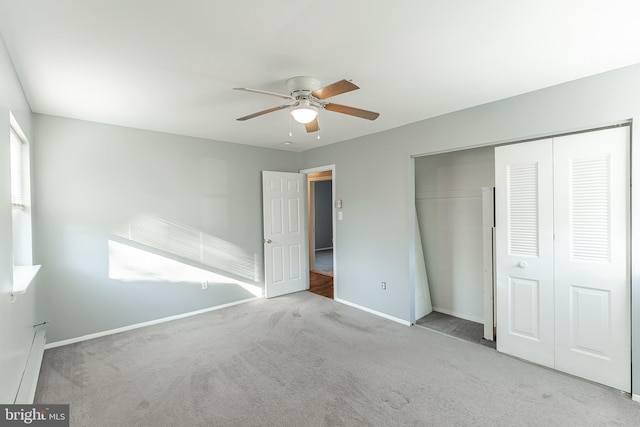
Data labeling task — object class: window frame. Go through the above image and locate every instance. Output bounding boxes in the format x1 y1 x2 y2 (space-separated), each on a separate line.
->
9 112 40 298
10 125 27 209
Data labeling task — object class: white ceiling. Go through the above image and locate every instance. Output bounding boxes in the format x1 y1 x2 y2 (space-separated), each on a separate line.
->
2 1 640 152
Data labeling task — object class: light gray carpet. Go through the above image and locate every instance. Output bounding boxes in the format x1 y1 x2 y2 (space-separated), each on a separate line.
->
35 292 640 426
416 311 496 349
313 249 333 276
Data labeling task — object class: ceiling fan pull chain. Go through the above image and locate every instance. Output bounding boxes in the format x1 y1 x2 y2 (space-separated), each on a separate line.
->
288 114 293 137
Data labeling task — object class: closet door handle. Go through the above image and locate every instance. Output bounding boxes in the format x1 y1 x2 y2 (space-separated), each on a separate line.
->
517 261 527 268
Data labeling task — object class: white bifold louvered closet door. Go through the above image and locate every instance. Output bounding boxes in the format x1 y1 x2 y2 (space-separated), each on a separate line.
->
495 126 630 392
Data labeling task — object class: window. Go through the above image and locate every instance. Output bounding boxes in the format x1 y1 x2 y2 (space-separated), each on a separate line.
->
10 126 26 208
9 113 39 296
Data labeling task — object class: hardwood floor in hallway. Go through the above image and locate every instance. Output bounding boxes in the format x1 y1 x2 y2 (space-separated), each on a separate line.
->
309 271 333 299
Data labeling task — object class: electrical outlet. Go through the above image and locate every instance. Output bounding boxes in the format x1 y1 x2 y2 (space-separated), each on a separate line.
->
201 281 208 290
381 282 387 290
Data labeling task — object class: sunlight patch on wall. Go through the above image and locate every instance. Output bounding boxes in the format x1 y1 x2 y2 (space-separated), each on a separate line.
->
108 240 262 297
112 214 258 283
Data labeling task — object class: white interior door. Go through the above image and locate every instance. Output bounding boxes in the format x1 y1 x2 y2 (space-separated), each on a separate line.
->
262 171 308 298
495 139 555 368
495 127 631 392
553 127 630 392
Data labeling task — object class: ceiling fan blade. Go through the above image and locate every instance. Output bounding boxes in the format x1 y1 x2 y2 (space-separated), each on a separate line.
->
233 87 294 100
236 104 290 121
305 118 319 133
324 103 380 120
311 79 359 100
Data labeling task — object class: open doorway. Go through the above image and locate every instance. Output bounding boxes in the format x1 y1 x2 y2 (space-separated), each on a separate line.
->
303 167 335 299
414 146 496 348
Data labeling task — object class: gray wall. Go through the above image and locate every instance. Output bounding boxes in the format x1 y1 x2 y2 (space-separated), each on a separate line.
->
33 115 300 343
0 34 44 403
314 180 333 250
415 147 494 322
301 63 640 394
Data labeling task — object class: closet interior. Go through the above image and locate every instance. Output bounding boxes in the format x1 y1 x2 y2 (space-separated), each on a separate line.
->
415 146 495 347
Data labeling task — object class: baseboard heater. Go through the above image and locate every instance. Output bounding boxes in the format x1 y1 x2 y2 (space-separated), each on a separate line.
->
15 329 46 404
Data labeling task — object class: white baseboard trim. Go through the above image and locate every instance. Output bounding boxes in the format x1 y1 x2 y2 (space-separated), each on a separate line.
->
45 297 260 349
335 298 411 326
632 394 640 403
432 306 484 324
15 329 46 404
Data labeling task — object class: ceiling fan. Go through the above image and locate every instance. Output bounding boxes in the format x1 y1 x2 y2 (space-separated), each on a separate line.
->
233 76 380 133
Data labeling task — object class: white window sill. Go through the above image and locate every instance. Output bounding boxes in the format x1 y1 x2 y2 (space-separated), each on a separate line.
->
12 265 41 295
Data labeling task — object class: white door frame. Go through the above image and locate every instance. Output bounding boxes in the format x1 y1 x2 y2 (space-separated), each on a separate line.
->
301 165 337 296
307 172 333 271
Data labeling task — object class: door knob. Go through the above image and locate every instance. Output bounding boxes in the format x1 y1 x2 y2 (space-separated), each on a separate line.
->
517 261 527 268
264 239 272 244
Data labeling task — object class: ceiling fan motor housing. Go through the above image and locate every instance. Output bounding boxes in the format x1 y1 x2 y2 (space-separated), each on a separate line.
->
286 76 321 99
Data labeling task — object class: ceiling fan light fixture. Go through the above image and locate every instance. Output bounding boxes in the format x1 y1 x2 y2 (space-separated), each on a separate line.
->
290 104 318 124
